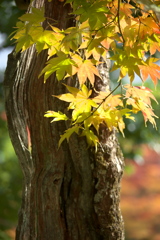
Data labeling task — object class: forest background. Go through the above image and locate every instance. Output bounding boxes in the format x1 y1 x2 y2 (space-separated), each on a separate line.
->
0 0 160 239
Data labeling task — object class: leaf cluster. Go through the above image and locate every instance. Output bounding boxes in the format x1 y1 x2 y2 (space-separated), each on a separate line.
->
11 0 160 149
45 84 157 150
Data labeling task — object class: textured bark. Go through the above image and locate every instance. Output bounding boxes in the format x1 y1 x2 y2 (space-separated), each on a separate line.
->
4 0 125 239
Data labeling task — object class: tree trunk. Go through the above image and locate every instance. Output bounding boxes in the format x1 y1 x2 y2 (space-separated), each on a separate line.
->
4 0 125 239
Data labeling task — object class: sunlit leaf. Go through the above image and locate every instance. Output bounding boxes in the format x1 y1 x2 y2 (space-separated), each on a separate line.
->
44 111 68 122
125 85 158 127
19 7 45 23
39 52 76 82
77 60 101 85
139 58 160 85
81 128 99 151
59 125 80 147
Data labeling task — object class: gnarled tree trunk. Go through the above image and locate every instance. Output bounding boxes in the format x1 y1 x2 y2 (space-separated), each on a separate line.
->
4 0 124 239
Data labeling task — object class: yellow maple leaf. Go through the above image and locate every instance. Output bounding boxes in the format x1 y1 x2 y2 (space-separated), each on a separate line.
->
54 84 98 121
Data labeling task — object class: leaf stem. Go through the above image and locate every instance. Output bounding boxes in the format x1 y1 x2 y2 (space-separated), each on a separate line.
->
117 0 125 45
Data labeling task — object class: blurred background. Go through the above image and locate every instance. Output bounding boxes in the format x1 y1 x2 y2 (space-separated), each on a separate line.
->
0 1 160 239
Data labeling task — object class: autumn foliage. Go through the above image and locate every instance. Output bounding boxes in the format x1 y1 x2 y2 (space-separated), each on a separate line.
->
121 144 160 240
11 0 160 149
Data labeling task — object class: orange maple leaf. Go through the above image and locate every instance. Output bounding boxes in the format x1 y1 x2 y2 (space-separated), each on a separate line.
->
138 17 160 37
125 85 158 127
125 85 158 106
149 41 160 55
77 60 101 85
139 58 160 84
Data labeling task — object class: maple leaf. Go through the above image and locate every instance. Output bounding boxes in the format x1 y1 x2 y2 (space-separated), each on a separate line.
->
93 90 123 109
31 29 55 53
81 128 99 151
15 33 33 52
139 58 160 84
71 54 102 85
127 97 158 128
74 112 91 125
56 84 92 102
73 0 109 29
122 20 140 46
149 41 160 55
77 59 101 85
72 100 95 122
12 8 47 52
61 27 82 53
120 2 132 16
111 49 143 81
137 101 157 128
101 38 114 52
11 21 25 41
85 44 106 61
148 35 160 55
19 7 45 24
55 84 98 121
139 16 160 36
83 113 102 132
58 125 80 147
39 52 75 82
96 106 132 136
125 85 158 127
44 111 68 122
125 85 158 106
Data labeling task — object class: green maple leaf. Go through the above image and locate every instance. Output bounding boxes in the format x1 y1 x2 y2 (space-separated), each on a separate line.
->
15 34 33 52
39 52 75 82
19 7 45 24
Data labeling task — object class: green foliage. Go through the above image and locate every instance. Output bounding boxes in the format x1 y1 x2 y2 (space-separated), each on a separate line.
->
0 0 27 48
11 0 160 149
0 230 11 240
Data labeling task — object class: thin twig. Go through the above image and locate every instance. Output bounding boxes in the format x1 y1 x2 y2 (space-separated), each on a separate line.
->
117 0 125 44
